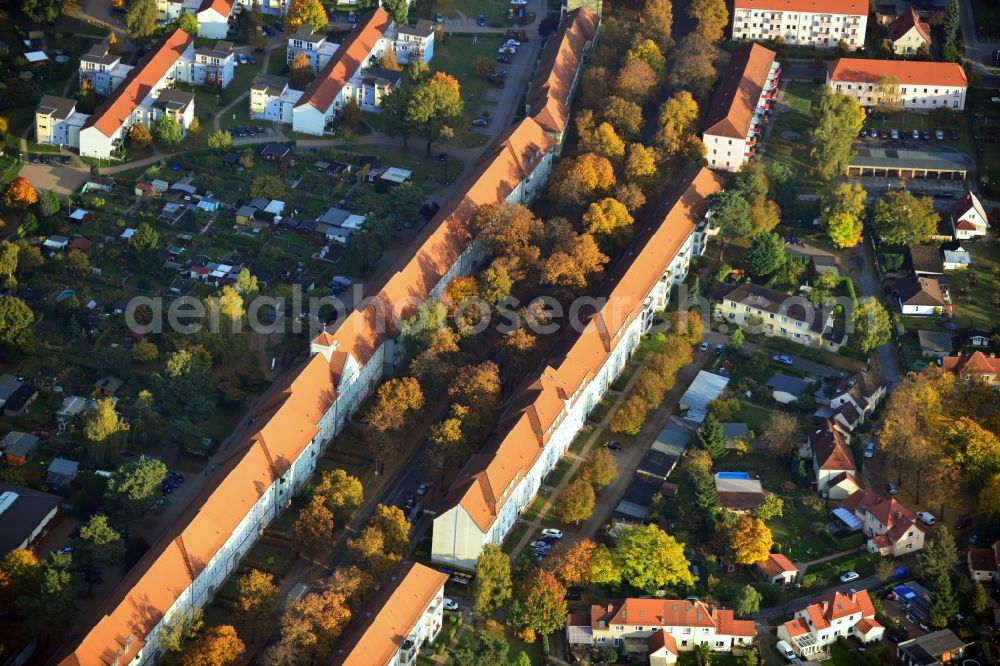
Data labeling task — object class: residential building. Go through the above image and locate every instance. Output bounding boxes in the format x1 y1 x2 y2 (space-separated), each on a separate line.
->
942 351 1000 385
1 432 40 466
897 630 969 666
777 590 884 658
966 328 991 347
0 483 61 559
329 562 448 666
841 490 925 556
565 598 755 657
292 9 396 135
702 43 779 171
431 169 725 570
827 59 967 111
808 422 857 499
758 553 799 586
52 116 560 666
714 474 765 512
731 0 868 49
827 371 886 432
191 41 235 88
34 95 86 148
910 244 944 277
951 192 989 239
712 282 846 351
897 275 948 315
918 329 953 358
196 0 233 38
888 7 931 54
250 74 301 123
941 245 970 271
967 541 999 582
393 19 436 64
287 25 340 73
79 42 133 96
525 7 599 154
3 384 38 417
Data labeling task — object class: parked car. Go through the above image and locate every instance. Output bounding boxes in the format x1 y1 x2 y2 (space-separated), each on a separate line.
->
771 354 793 365
921 130 931 140
864 441 876 458
31 429 50 439
911 129 920 140
471 118 489 127
57 546 73 555
934 191 955 199
416 482 430 496
404 491 416 508
713 343 725 355
604 441 623 451
886 482 898 495
497 55 512 64
60 155 70 165
478 14 486 25
949 130 960 141
777 640 797 662
510 0 528 5
935 129 945 140
443 598 459 611
238 53 248 64
955 512 978 531
839 571 860 583
529 540 551 550
916 511 936 525
890 129 899 140
699 341 711 352
541 528 563 539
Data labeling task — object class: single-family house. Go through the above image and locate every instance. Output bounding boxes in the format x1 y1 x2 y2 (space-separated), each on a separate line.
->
94 375 124 396
897 276 948 315
918 329 953 358
951 193 989 240
967 328 991 348
897 630 969 666
47 458 79 487
828 371 886 432
0 482 62 559
757 553 799 586
714 474 765 512
777 590 883 658
1 432 41 466
841 490 925 556
713 282 846 351
942 351 1000 385
235 205 256 225
3 384 39 417
910 244 944 277
888 7 931 55
565 598 756 656
808 423 857 499
767 373 811 405
967 541 999 582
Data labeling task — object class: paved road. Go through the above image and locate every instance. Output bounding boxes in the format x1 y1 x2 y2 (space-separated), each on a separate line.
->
956 0 1000 85
849 244 904 387
703 329 848 380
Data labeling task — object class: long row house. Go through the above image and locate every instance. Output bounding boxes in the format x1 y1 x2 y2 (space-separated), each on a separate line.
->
51 8 597 666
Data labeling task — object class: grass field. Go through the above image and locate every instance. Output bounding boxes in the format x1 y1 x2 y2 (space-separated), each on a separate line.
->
949 242 1000 329
968 90 1000 196
764 81 824 192
430 32 507 147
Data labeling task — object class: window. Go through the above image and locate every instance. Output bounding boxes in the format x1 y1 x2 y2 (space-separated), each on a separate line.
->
745 306 751 312
684 628 692 634
795 321 802 328
636 627 644 632
794 333 801 339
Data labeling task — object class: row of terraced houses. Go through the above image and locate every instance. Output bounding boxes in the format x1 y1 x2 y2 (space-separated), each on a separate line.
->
50 8 597 666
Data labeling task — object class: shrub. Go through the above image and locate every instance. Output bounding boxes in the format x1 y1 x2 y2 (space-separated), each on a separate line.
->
435 641 446 655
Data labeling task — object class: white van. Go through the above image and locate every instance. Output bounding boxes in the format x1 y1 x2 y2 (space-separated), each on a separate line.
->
776 640 797 661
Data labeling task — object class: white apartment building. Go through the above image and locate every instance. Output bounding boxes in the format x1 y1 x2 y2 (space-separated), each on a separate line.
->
287 25 340 73
778 590 884 658
732 0 867 49
250 74 301 122
79 43 134 96
702 43 779 172
566 598 756 660
431 169 725 571
713 282 846 350
196 0 233 38
329 563 448 666
393 19 436 64
827 58 968 111
34 95 88 148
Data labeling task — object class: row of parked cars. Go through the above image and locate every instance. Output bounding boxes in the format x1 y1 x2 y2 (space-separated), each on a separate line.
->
29 154 71 165
228 125 266 139
860 127 959 142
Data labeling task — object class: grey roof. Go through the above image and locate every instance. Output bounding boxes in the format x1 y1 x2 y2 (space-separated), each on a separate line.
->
766 373 810 397
236 205 256 217
362 66 403 87
651 417 693 457
722 422 749 444
195 40 233 59
153 89 194 112
317 207 351 226
292 24 325 42
47 457 79 478
250 73 288 95
898 629 968 664
397 19 437 37
1 432 40 458
917 329 953 354
0 483 61 558
0 375 22 403
80 44 119 66
36 94 77 120
4 384 38 412
678 372 730 423
260 143 290 158
850 147 970 174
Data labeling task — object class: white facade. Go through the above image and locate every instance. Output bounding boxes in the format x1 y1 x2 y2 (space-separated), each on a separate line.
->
197 8 231 38
79 50 133 96
732 5 866 49
287 29 340 73
827 69 967 111
952 194 989 239
704 60 780 172
393 21 436 64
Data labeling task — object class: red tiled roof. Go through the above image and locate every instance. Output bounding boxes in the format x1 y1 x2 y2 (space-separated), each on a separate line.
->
758 553 797 578
527 7 598 135
952 192 989 225
590 599 755 637
828 58 967 88
810 423 855 471
83 29 193 137
841 489 880 516
735 0 866 14
868 497 916 528
872 534 891 549
942 351 1000 379
783 617 809 638
648 629 678 655
806 603 831 630
889 7 931 45
197 0 233 16
703 43 776 139
296 9 391 112
855 617 883 635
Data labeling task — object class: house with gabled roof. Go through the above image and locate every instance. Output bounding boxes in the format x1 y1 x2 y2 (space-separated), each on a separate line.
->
713 282 846 351
565 598 755 658
758 553 799 586
897 276 948 315
967 540 999 582
951 192 989 240
777 590 883 658
828 371 886 432
841 489 924 556
941 351 1000 385
702 43 779 172
196 0 233 38
827 59 967 111
731 0 868 49
889 7 931 54
808 422 857 499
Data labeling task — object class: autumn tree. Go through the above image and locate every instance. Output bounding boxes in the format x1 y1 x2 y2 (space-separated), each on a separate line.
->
472 56 495 79
809 89 865 179
557 478 596 524
655 90 699 156
408 72 463 156
625 143 658 183
473 202 542 263
604 96 644 139
580 122 626 161
615 59 658 103
544 539 595 588
235 569 279 642
668 34 718 99
748 196 781 233
603 524 695 592
473 544 512 615
129 122 153 149
981 472 1000 517
250 174 286 199
448 362 500 435
286 0 328 32
540 230 608 290
612 395 648 435
615 182 647 212
547 153 615 207
871 191 939 245
625 38 666 77
583 197 633 236
289 51 313 89
729 515 772 565
367 377 425 456
348 504 409 578
4 177 38 209
688 0 729 42
760 411 799 457
852 297 892 355
0 549 42 605
291 495 335 559
181 625 245 666
272 586 351 662
84 397 129 463
822 182 867 248
516 569 567 638
313 468 364 525
582 448 617 490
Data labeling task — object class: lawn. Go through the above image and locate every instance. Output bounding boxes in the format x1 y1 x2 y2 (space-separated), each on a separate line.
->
545 458 572 487
501 521 529 554
762 336 868 373
268 45 289 75
588 398 614 423
949 242 1000 329
764 82 825 193
569 427 593 455
430 33 506 130
735 402 774 431
969 90 1000 196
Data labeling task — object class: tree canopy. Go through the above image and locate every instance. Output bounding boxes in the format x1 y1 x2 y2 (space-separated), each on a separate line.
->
871 191 939 245
808 89 864 179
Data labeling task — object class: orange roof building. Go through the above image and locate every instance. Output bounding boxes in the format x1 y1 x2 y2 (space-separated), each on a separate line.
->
54 117 556 666
809 422 857 499
329 562 448 666
566 598 755 653
827 58 968 111
702 43 779 172
888 7 932 55
525 7 598 152
431 168 725 571
292 9 393 135
951 191 990 239
758 553 799 585
841 489 925 557
777 590 883 657
732 0 867 50
942 351 1000 385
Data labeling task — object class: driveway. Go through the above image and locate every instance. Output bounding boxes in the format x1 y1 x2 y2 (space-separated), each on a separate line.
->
703 329 846 380
18 160 91 197
848 245 904 387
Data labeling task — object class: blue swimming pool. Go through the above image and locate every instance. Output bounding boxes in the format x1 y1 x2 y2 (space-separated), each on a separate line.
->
715 471 751 480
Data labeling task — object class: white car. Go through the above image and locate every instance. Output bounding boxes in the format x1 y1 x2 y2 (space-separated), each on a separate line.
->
839 571 860 583
443 598 459 611
699 341 711 352
510 0 528 5
916 511 936 525
864 441 876 458
505 39 522 46
541 528 563 539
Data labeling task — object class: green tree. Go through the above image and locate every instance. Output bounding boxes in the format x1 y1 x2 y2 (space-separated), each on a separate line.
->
852 297 892 355
734 584 762 617
826 211 863 249
128 221 160 273
582 447 617 490
0 297 35 350
871 191 939 245
744 231 786 277
0 241 18 288
126 0 158 46
381 0 409 24
107 457 168 522
928 572 958 628
157 609 205 654
876 557 895 583
808 89 865 179
83 397 129 464
696 413 727 458
21 0 67 22
727 327 745 351
611 524 694 593
472 544 512 616
754 493 784 521
694 472 720 513
207 129 232 149
942 0 959 42
175 10 199 35
251 174 286 199
312 468 363 525
15 552 75 639
971 581 988 616
39 189 60 217
707 190 751 258
917 529 958 581
79 514 124 568
407 72 464 156
152 114 182 148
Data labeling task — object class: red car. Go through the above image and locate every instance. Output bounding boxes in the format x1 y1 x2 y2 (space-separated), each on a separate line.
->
31 430 50 440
